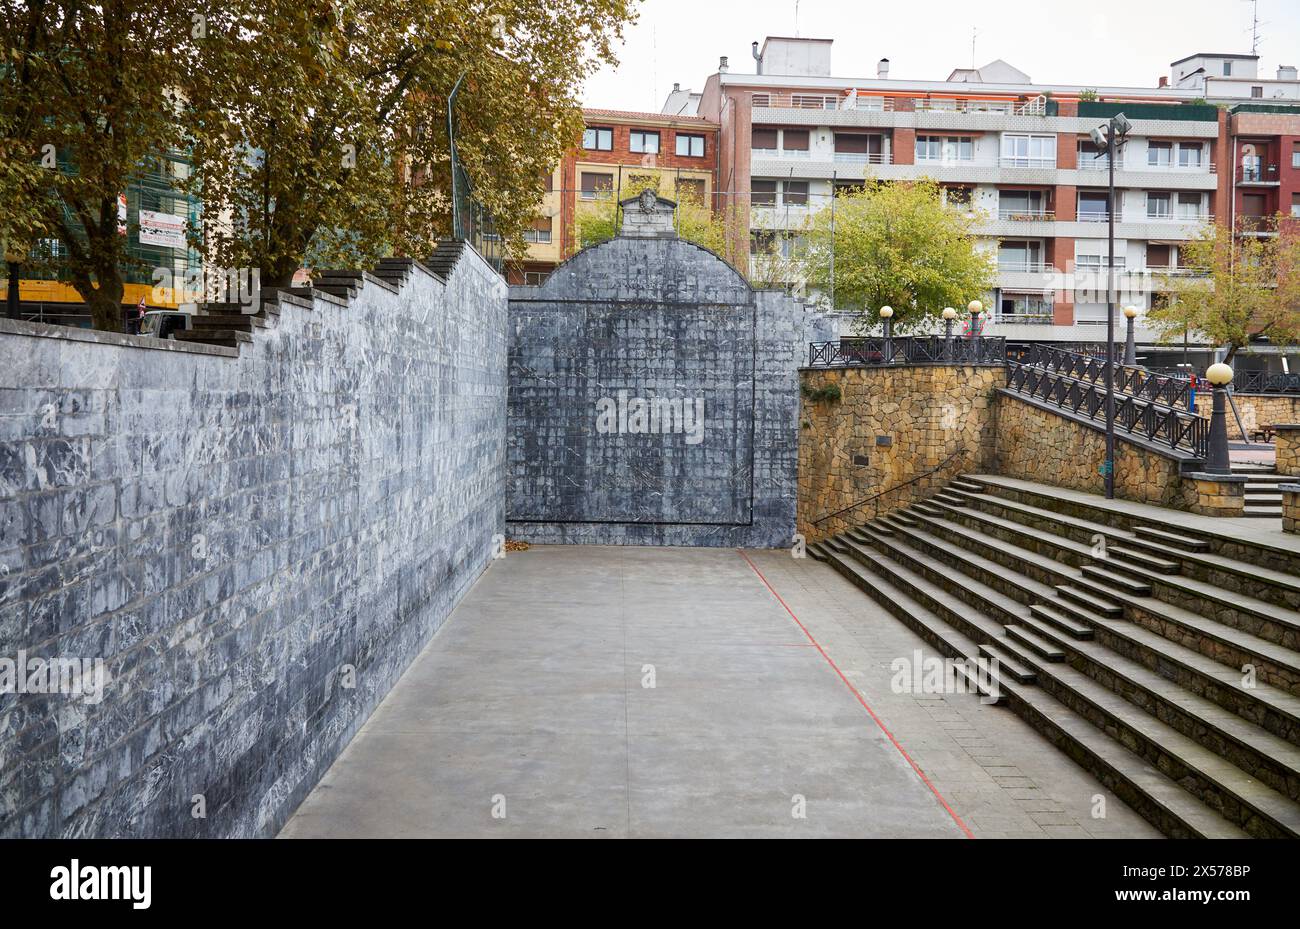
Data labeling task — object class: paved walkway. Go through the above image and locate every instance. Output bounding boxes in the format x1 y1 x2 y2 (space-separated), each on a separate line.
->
280 546 1158 839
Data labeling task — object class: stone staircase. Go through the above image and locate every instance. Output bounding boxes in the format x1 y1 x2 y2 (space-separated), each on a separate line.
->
1237 469 1287 519
809 474 1300 839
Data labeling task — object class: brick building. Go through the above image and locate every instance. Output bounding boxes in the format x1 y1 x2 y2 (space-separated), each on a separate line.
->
507 109 719 285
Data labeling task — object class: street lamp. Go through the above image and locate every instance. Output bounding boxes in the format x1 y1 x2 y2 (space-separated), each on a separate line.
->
1204 362 1234 474
1123 305 1139 367
942 307 957 360
967 300 982 339
880 305 894 363
1090 112 1132 499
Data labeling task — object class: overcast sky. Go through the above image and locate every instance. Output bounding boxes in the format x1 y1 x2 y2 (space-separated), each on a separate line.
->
582 0 1300 111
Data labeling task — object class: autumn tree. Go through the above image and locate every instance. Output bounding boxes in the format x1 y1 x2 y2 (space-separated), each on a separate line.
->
0 0 193 329
185 0 636 286
797 178 995 330
1148 219 1300 362
573 173 738 261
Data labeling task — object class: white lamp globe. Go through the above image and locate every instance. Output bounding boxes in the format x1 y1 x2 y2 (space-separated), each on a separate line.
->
879 306 894 319
942 307 957 320
1123 305 1139 319
1206 363 1234 386
968 300 983 314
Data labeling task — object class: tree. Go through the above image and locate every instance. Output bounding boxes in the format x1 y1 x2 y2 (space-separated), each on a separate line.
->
1147 219 1300 362
0 0 192 330
797 178 995 330
573 173 740 262
185 0 635 286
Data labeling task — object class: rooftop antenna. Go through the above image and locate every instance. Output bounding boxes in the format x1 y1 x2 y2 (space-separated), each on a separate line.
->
794 0 800 36
1245 0 1265 56
971 26 979 70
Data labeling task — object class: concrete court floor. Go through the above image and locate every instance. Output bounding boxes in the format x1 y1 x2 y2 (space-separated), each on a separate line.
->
279 545 1159 839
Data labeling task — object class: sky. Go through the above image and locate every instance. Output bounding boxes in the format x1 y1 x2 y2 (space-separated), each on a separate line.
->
582 0 1300 111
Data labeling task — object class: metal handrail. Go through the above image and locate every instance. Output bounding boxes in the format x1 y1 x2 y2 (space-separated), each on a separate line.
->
1236 370 1300 395
813 448 968 527
1006 361 1208 457
1017 343 1194 409
808 336 1007 367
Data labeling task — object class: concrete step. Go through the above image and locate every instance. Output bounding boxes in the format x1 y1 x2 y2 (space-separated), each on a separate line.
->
1006 625 1066 661
950 479 986 493
1132 526 1211 552
1109 545 1181 575
1028 602 1096 640
1080 564 1153 596
978 641 1037 684
932 492 967 507
992 633 1300 837
1056 584 1124 618
820 530 1257 838
1243 506 1283 518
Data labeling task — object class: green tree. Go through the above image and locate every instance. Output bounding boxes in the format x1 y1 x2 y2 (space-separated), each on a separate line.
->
0 0 193 330
185 0 635 286
573 173 737 261
798 178 995 330
1148 219 1300 362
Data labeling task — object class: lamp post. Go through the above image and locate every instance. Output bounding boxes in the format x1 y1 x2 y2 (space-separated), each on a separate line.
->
880 305 894 363
1090 112 1132 499
1204 362 1234 474
967 300 982 337
1123 305 1139 367
942 307 957 361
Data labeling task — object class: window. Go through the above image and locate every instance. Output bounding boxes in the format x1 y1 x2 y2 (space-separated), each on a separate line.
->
1292 143 1300 169
1177 192 1203 218
751 128 778 152
629 130 659 154
783 180 809 206
943 186 973 208
580 171 613 200
540 170 554 192
999 189 1046 218
675 178 706 204
917 135 974 162
1177 143 1203 168
834 133 882 161
1001 134 1055 167
751 180 777 206
1146 244 1171 269
999 293 1053 321
1078 191 1111 220
1224 61 1233 76
782 129 810 152
583 127 612 151
1147 192 1172 218
998 240 1042 271
523 271 550 286
1251 86 1263 98
1075 254 1126 270
1147 141 1172 167
523 218 552 244
1292 194 1300 218
675 133 705 157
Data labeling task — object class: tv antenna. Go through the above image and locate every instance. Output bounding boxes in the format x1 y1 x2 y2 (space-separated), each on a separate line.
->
971 26 979 70
1245 0 1266 56
794 0 800 36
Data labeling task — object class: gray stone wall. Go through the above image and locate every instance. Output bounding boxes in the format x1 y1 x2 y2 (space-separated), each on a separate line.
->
0 249 507 837
506 231 828 547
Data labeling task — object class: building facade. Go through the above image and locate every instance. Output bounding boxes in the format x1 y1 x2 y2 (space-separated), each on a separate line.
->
683 37 1297 351
507 109 720 285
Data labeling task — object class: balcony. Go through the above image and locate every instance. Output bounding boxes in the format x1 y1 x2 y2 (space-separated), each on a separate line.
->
999 156 1057 169
1077 210 1119 223
752 148 811 159
832 152 892 165
998 260 1050 274
1237 163 1280 185
995 312 1055 325
1077 159 1216 174
751 92 846 110
997 209 1055 222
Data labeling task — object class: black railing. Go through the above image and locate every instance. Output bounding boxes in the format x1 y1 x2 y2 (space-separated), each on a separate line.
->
1236 370 1300 395
1016 343 1194 410
812 449 967 528
808 336 1007 367
1006 361 1209 457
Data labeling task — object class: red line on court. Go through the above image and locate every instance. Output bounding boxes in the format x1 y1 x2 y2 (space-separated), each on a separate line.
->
737 549 976 840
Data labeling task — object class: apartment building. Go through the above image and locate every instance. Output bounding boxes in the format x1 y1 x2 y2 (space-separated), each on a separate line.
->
507 109 719 284
694 37 1246 345
1225 104 1300 234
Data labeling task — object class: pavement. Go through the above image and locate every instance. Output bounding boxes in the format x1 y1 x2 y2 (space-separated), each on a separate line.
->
279 545 1159 839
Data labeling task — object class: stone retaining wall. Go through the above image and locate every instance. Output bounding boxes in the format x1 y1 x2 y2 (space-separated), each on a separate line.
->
1275 425 1300 477
1283 485 1300 534
0 249 508 837
995 390 1243 516
1194 393 1300 440
797 365 1002 542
